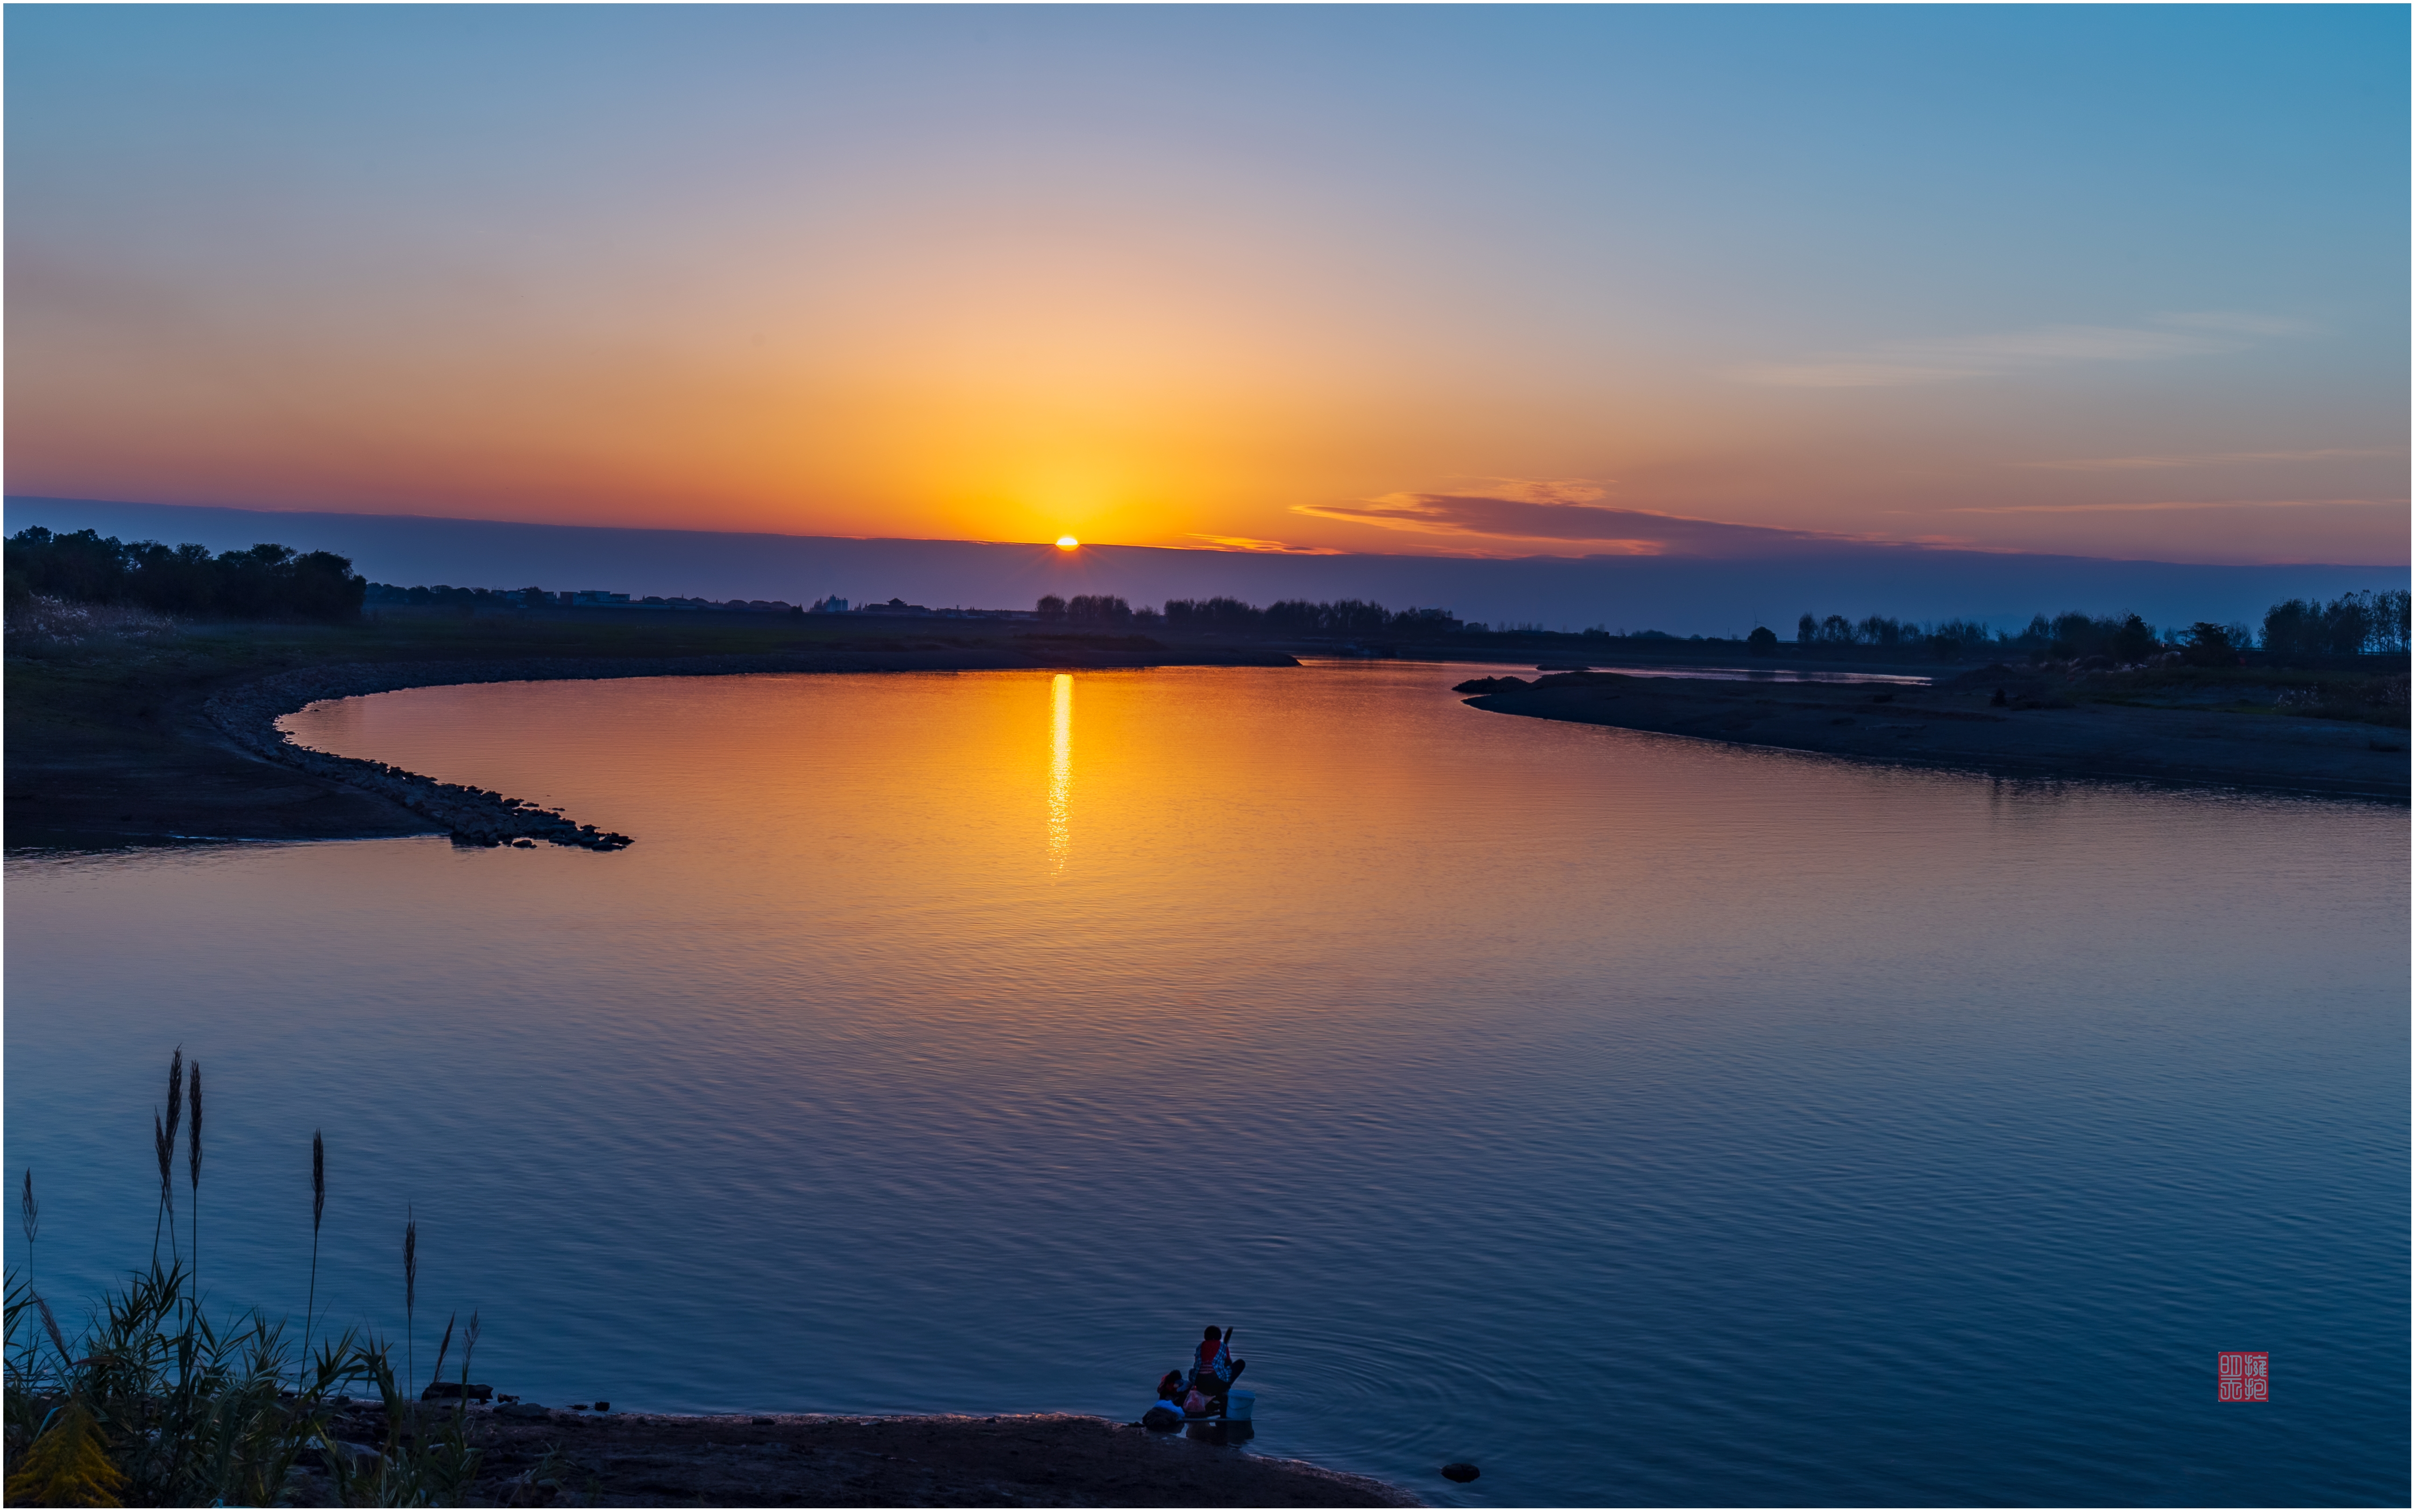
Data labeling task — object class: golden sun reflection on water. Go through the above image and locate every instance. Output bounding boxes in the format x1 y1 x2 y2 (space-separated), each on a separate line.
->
1048 673 1073 871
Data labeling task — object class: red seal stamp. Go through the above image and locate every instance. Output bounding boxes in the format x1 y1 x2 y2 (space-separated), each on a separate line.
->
2217 1352 2269 1402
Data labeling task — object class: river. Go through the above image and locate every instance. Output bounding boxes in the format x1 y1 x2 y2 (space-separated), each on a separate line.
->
7 660 2405 1504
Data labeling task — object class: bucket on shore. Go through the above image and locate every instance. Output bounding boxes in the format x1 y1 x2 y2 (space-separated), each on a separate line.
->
1225 1391 1254 1422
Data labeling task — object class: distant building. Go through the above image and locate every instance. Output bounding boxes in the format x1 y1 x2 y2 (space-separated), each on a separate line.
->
810 596 850 613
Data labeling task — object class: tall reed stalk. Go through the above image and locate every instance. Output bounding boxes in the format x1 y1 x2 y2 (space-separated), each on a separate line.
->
17 1170 36 1381
186 1061 203 1311
153 1048 183 1264
301 1130 325 1370
403 1209 418 1400
428 1312 455 1396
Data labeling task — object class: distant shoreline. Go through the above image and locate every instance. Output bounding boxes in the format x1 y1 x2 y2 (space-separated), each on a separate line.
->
14 612 2401 852
1459 667 2409 802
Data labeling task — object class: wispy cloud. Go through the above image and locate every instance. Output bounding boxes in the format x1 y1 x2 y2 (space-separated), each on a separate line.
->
1734 312 2306 389
2017 447 2399 472
1928 497 2405 515
1186 534 1346 555
1296 479 1877 557
2157 311 2313 337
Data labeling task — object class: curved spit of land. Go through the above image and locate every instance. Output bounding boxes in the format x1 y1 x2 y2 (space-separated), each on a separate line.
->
203 646 1303 850
199 655 803 850
8 631 1295 850
1455 664 2409 801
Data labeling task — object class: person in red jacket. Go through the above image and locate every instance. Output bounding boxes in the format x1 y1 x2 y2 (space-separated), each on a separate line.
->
1189 1326 1246 1396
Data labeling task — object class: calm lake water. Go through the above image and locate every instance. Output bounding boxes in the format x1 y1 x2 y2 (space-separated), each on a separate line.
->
7 661 2407 1505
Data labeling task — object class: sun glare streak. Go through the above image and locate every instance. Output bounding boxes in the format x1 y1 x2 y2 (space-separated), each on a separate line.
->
1048 673 1073 872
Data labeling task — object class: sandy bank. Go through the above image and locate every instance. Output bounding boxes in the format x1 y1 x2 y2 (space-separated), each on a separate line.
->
291 1406 1417 1507
1460 667 2407 801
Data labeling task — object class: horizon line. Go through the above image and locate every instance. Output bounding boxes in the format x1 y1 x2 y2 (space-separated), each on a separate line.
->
6 494 2406 574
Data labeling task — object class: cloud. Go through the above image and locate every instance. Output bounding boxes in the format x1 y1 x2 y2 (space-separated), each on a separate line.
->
2156 312 2314 337
1733 311 2302 389
1928 497 2405 515
2017 447 2399 472
1185 534 1346 555
1295 480 1875 557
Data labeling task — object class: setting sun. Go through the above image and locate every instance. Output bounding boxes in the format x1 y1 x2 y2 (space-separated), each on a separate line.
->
1055 536 1080 550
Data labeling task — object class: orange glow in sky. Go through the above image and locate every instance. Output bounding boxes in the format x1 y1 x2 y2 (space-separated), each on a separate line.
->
4 9 2404 567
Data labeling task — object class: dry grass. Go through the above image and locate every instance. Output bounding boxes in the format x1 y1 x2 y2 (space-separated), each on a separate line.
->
5 594 182 646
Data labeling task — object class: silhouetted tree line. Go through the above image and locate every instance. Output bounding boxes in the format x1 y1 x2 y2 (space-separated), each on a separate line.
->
1036 593 1140 626
2260 590 2410 657
1786 594 2408 664
1034 593 1464 634
5 527 366 622
365 583 553 609
1158 597 1461 633
1791 608 2186 662
1793 610 2026 659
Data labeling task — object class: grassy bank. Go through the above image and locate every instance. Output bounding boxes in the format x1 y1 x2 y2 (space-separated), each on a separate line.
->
2072 660 2409 728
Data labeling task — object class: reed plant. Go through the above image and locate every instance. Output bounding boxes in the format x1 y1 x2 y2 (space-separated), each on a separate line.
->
302 1130 325 1367
19 1171 36 1355
4 1048 488 1506
404 1209 417 1406
185 1061 202 1315
151 1050 181 1266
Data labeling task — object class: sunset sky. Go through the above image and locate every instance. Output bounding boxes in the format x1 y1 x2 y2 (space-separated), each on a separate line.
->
8 6 2407 567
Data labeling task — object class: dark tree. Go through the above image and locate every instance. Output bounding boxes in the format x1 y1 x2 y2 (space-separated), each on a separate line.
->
2182 622 2237 667
2110 613 2156 662
6 527 365 621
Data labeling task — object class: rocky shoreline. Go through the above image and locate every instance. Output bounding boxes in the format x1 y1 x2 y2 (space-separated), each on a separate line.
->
197 656 782 850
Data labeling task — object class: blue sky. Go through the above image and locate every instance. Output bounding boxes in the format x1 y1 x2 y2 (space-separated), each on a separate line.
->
8 5 2407 565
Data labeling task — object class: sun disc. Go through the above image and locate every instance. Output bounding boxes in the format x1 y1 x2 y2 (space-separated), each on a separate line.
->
1056 535 1080 549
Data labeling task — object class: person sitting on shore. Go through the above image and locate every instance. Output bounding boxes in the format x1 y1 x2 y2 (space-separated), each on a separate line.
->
1142 1372 1187 1431
1188 1326 1246 1397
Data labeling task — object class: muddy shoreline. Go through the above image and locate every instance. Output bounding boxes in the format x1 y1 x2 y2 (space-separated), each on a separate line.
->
1459 667 2408 800
291 1407 1417 1507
